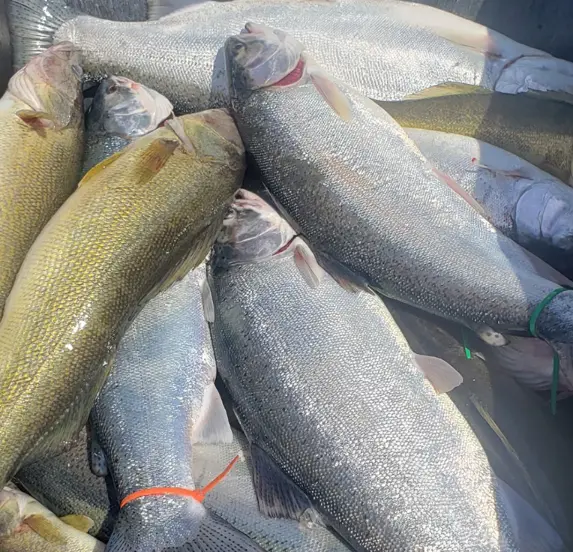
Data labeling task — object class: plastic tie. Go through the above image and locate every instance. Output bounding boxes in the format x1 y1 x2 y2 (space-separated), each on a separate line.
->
120 454 240 509
528 287 571 416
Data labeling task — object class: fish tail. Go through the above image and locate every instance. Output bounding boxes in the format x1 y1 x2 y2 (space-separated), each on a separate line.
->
106 498 264 552
8 0 80 70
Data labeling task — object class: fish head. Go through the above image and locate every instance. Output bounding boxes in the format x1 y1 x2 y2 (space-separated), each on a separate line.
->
88 76 173 138
515 183 573 268
8 42 82 129
213 189 296 266
225 22 305 100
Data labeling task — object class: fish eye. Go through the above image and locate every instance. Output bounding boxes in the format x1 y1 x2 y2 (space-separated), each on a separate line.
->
108 84 118 93
232 42 245 54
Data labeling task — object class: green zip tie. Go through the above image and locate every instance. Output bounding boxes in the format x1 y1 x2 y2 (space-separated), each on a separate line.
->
461 328 472 359
528 287 571 416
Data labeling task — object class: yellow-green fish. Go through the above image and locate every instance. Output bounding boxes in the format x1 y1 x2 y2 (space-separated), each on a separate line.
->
0 108 245 487
0 486 104 552
0 41 84 318
377 83 573 185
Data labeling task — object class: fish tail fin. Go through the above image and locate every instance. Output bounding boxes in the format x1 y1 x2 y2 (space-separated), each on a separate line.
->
107 455 263 551
8 0 80 70
107 499 263 551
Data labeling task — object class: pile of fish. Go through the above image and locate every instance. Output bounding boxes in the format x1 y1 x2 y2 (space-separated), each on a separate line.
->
2 0 573 550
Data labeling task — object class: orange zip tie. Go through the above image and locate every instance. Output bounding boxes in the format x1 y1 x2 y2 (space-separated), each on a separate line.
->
120 454 240 509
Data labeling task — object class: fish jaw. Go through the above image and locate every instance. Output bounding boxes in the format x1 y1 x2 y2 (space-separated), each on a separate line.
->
88 76 173 138
8 42 82 129
225 22 304 94
214 189 296 267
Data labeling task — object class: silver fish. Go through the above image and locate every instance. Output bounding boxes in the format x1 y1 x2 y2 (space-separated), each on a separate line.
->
9 0 573 113
405 128 573 279
225 23 573 348
193 428 353 551
91 265 263 552
208 190 520 551
83 75 173 175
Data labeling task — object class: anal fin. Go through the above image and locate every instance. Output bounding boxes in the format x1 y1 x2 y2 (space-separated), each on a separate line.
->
250 443 316 521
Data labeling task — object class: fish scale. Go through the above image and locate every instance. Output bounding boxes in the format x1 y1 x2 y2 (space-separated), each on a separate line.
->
0 45 83 319
227 37 573 345
209 244 518 551
0 110 244 488
9 0 535 114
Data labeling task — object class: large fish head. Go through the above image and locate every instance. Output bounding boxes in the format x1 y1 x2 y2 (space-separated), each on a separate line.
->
224 22 305 101
213 189 296 267
515 183 573 269
7 42 82 129
88 76 173 138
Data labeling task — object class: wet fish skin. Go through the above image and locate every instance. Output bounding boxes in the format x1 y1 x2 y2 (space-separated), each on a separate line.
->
92 263 262 552
0 109 245 487
9 0 573 113
83 75 173 176
226 24 573 346
193 428 352 552
377 86 573 184
0 486 105 551
0 42 83 318
13 427 116 542
405 128 573 278
208 193 518 551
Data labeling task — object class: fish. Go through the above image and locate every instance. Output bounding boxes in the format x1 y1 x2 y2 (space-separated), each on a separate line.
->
404 128 573 278
91 263 262 552
83 75 173 175
13 427 117 542
225 22 573 348
376 83 573 185
193 428 353 551
0 108 245 487
207 190 523 551
0 42 83 318
9 0 573 113
0 486 105 551
384 298 572 549
66 0 147 21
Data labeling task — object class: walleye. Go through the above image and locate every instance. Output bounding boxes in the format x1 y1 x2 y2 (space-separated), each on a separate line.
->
83 75 173 175
226 23 573 347
0 487 105 552
377 84 573 185
208 190 519 550
0 109 245 487
92 264 262 552
9 0 573 113
14 427 116 542
405 128 573 278
0 42 83 318
193 428 352 551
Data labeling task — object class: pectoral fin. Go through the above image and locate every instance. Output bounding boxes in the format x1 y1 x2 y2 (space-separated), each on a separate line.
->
293 238 325 288
306 61 352 121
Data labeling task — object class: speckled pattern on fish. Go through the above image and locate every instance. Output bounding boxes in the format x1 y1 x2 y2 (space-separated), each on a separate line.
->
209 246 519 551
